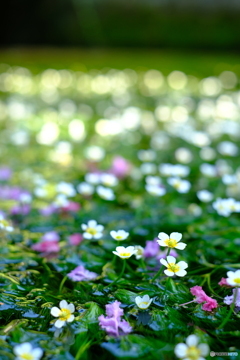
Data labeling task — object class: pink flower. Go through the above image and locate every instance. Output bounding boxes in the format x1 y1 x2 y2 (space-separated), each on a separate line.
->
39 204 58 216
110 156 131 178
61 201 80 212
69 233 83 246
218 277 233 288
190 286 218 312
32 231 60 254
98 301 132 337
10 204 31 215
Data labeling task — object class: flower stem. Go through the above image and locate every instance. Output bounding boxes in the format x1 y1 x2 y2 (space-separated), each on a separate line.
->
110 259 126 286
178 300 196 307
218 288 238 329
151 248 171 282
59 275 68 294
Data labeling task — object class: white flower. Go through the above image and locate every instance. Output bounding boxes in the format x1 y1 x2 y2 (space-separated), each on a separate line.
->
0 215 14 232
96 186 115 201
175 334 209 360
53 194 69 208
50 300 75 328
145 184 166 197
212 197 240 217
135 295 153 310
56 182 76 197
217 141 238 156
167 177 191 193
19 193 32 203
140 163 157 175
222 174 238 185
159 163 173 177
226 270 240 287
160 256 188 277
172 164 190 177
112 246 137 259
196 190 213 203
157 232 186 250
134 245 144 259
13 342 43 360
110 230 129 241
81 220 104 239
85 173 101 185
200 163 217 178
145 176 162 186
100 173 118 187
138 149 156 162
77 182 94 196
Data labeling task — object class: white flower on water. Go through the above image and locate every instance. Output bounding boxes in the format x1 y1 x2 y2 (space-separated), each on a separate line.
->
13 342 43 360
50 300 75 328
110 230 129 241
157 232 186 250
226 270 240 287
113 246 137 259
81 220 104 239
135 294 153 310
168 177 191 193
96 186 115 201
160 256 188 277
175 334 209 360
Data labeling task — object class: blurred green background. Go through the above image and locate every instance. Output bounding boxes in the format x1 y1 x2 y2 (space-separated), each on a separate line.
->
1 0 240 75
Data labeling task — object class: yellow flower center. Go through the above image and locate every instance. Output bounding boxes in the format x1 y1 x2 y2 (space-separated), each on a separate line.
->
164 238 177 248
139 301 149 308
86 227 97 235
234 278 240 284
0 220 10 227
115 235 123 240
59 308 72 321
21 354 34 360
186 346 201 360
119 252 131 257
174 181 181 189
167 263 180 273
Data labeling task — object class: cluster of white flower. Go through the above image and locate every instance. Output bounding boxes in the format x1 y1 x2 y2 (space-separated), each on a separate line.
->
212 197 240 217
145 175 166 197
77 172 118 200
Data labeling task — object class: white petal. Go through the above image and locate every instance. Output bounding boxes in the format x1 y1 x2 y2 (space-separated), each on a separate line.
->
96 225 104 232
81 224 87 230
50 307 61 317
164 270 174 276
198 344 209 356
157 240 167 247
135 296 141 305
226 271 235 278
67 303 75 313
142 294 150 302
32 348 44 359
93 233 102 239
177 261 188 269
186 334 199 347
110 231 117 238
174 343 188 357
167 255 176 263
126 246 135 252
67 314 75 322
116 246 126 252
14 343 32 355
112 251 119 256
175 269 187 277
60 300 68 309
175 242 187 250
88 220 97 228
170 232 182 242
83 232 92 239
160 258 168 267
55 319 65 328
158 232 169 241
